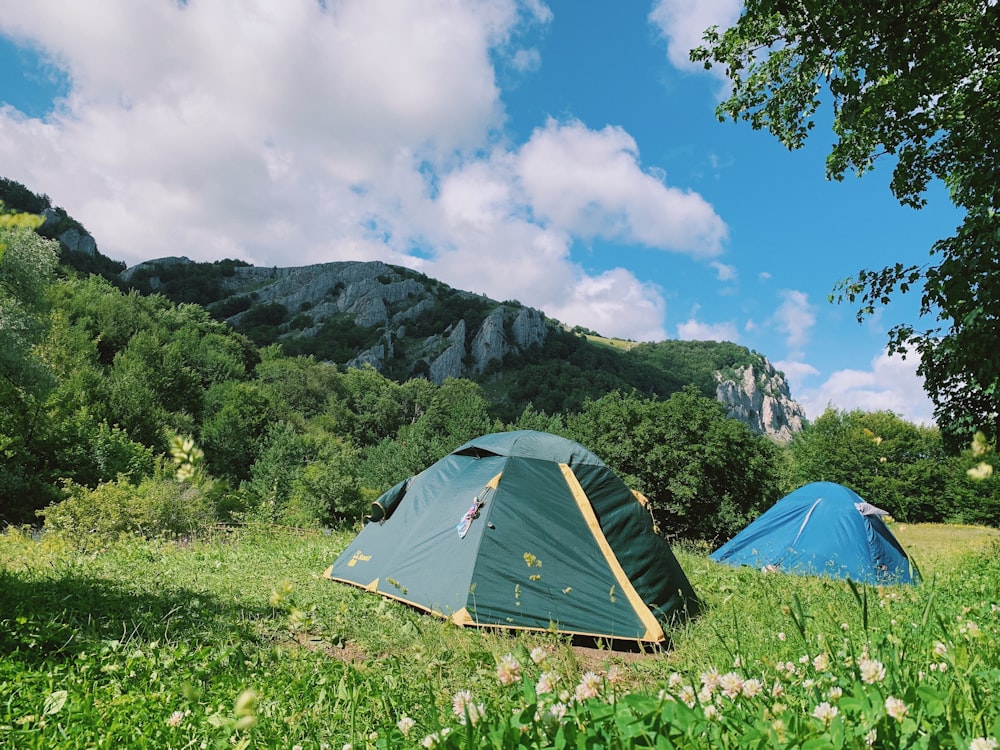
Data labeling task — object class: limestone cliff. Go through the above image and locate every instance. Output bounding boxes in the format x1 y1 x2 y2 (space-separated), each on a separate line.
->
715 359 806 441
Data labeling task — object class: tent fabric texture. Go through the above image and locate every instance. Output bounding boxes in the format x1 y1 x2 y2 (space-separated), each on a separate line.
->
324 430 700 643
710 482 916 585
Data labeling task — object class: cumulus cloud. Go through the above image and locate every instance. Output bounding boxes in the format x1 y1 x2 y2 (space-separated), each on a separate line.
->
676 312 739 342
648 0 742 73
0 0 730 344
710 260 737 282
791 350 935 426
771 289 816 358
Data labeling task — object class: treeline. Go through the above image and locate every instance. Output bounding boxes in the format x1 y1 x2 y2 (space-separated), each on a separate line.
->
1 218 997 550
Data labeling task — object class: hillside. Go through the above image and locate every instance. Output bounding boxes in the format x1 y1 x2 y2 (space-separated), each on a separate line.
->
2 176 805 439
121 256 806 439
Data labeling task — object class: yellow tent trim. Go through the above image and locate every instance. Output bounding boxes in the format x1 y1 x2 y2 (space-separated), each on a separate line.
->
365 578 380 593
486 472 502 489
322 565 335 579
450 607 474 626
559 463 665 643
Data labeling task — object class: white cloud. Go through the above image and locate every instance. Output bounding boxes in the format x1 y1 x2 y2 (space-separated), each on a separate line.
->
793 350 935 426
710 260 737 281
771 289 816 357
677 317 739 342
0 0 699 343
517 119 728 257
648 0 742 73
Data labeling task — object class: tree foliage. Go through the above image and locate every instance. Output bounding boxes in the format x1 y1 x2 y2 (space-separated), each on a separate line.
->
567 388 785 541
692 0 1000 447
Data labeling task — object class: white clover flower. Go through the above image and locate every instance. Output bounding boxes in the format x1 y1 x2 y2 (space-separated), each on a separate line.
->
396 716 416 736
885 696 908 722
700 667 721 691
969 738 999 750
938 661 949 672
535 671 559 695
771 680 785 698
865 729 877 747
719 672 744 700
452 690 484 725
827 686 843 701
812 701 838 724
858 657 886 684
703 704 720 720
574 671 602 701
741 678 763 698
496 653 521 685
777 632 786 641
530 646 548 665
606 666 626 686
167 711 185 728
678 685 697 708
813 653 830 672
934 641 948 657
668 672 685 689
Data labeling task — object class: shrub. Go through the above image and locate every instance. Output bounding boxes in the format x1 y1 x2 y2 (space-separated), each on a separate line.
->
40 473 216 549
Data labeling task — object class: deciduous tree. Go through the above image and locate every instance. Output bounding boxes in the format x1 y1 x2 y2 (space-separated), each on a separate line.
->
692 0 1000 446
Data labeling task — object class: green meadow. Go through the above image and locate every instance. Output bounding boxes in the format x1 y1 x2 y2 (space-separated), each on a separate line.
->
1 523 997 749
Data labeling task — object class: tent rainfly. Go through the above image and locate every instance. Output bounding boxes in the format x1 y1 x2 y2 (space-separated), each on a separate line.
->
710 481 917 585
325 430 700 643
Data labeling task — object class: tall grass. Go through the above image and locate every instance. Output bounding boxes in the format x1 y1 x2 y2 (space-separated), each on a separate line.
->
0 524 997 748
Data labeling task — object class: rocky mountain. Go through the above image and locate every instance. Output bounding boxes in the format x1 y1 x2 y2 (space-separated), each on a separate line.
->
121 256 806 440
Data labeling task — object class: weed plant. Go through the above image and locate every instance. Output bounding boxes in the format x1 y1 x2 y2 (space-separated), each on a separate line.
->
0 525 997 748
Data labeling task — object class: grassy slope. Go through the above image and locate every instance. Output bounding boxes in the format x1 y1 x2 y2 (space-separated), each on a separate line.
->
1 523 997 747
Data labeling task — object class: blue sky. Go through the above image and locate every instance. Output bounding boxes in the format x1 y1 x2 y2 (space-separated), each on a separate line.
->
0 0 961 423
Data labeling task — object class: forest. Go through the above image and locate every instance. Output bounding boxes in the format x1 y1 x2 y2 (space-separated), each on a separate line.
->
2 204 998 545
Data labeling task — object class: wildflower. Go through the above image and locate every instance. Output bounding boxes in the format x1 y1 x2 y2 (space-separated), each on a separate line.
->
678 685 697 708
719 672 744 700
530 646 548 665
396 717 416 736
865 729 877 747
668 672 685 689
812 702 838 725
574 671 602 701
777 632 786 642
885 696 908 722
771 719 787 742
698 686 714 704
827 686 843 701
858 657 886 684
969 738 999 750
937 661 949 672
704 704 720 720
933 641 948 657
497 653 521 685
771 680 785 698
961 621 982 638
535 671 559 695
606 665 626 686
841 622 849 631
803 679 814 689
167 711 185 728
813 653 830 672
547 703 568 720
340 745 349 750
700 667 721 692
741 678 763 698
452 690 484 725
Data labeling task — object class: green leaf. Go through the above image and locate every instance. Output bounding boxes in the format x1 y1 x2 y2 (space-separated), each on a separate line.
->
42 689 68 716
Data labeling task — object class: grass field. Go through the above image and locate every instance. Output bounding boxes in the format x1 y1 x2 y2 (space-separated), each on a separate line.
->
0 522 997 748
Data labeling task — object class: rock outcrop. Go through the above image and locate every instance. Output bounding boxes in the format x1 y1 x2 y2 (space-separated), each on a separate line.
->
716 359 806 441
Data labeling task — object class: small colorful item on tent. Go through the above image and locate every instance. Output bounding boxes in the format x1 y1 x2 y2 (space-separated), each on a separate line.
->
710 481 916 585
324 430 700 643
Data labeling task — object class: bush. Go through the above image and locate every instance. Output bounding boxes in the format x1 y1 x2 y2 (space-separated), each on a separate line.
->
40 473 216 549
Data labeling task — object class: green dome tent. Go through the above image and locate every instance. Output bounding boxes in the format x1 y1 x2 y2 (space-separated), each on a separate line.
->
325 430 699 643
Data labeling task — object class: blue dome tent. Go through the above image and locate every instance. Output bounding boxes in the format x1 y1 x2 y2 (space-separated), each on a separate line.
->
711 482 916 585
